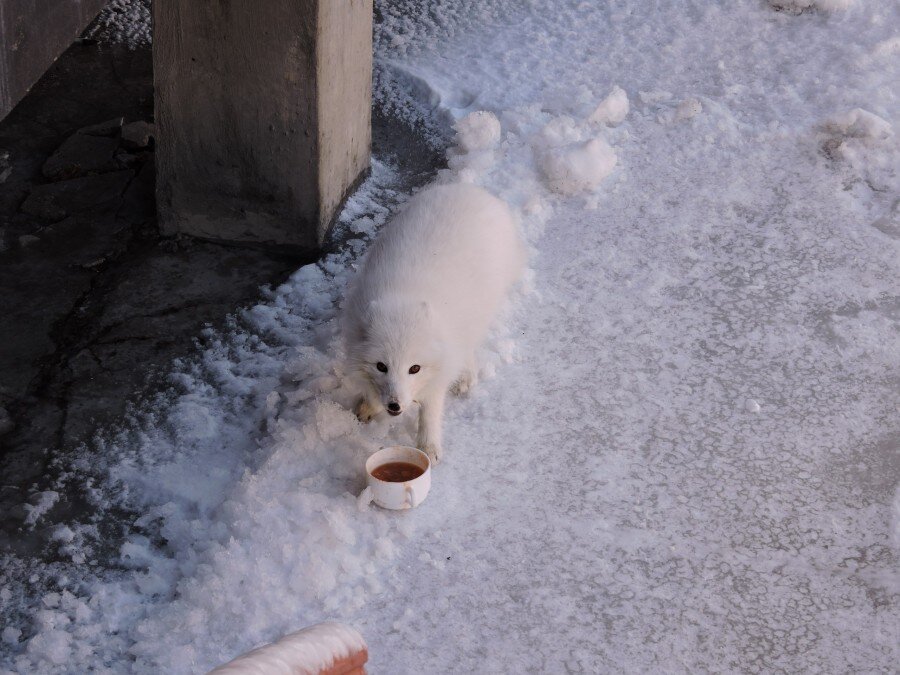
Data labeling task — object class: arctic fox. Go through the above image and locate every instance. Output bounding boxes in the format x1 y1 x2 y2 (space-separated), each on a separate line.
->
343 182 526 463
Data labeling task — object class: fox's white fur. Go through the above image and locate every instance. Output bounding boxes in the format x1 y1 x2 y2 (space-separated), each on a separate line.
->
343 183 526 462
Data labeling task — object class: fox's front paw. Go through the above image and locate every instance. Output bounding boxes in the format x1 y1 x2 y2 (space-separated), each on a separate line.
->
451 370 477 397
355 397 378 423
420 441 443 465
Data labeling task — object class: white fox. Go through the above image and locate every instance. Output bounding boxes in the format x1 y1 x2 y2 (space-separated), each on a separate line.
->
343 182 526 463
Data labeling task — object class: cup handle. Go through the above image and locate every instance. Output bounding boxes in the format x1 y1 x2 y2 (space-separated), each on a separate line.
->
405 484 418 508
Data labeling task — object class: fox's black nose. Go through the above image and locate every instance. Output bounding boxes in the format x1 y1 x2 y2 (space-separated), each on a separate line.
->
387 401 401 415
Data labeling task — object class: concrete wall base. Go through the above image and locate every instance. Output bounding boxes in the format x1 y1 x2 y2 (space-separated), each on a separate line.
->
154 0 373 252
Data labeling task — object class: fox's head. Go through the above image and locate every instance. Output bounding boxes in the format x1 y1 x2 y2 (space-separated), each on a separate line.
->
348 297 445 416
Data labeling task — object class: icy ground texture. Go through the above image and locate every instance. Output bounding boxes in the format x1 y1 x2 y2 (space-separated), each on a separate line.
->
83 0 152 49
4 0 900 672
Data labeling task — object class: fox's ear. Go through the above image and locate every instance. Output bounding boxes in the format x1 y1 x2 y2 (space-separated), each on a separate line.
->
347 319 368 344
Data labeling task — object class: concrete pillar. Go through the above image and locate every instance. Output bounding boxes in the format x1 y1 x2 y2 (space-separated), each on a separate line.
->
0 0 108 121
153 0 372 253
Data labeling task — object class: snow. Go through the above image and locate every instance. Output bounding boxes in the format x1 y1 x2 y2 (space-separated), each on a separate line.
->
823 107 894 141
22 491 59 528
83 0 152 49
453 111 502 152
1 628 20 647
4 0 900 673
540 136 618 196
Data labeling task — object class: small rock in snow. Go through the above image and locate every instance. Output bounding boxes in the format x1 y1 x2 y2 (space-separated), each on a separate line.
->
745 399 761 413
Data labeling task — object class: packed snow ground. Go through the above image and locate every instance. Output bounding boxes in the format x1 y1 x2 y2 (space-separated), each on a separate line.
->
4 0 900 672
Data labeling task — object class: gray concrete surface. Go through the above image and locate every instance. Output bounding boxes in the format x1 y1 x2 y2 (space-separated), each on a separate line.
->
0 40 306 550
0 0 107 120
153 0 373 252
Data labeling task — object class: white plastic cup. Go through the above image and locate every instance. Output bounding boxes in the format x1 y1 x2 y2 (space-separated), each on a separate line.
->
364 446 431 510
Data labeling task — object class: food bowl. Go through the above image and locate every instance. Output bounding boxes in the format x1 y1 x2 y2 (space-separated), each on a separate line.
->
364 446 431 510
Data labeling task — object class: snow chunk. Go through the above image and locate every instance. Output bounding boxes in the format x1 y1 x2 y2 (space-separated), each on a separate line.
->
454 111 502 152
819 108 895 178
659 98 703 124
25 628 71 666
49 524 76 544
350 216 376 237
872 36 900 58
210 622 366 675
2 626 21 645
588 85 629 126
675 98 703 121
540 137 618 195
539 115 582 146
445 111 503 181
314 400 358 441
23 491 59 528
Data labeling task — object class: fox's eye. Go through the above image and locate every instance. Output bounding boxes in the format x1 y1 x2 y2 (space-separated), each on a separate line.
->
376 362 388 373
409 365 421 374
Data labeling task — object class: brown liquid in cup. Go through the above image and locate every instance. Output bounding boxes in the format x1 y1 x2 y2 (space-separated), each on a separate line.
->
371 461 424 482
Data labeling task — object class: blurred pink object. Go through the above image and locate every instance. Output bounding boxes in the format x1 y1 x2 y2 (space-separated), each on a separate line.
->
209 622 367 675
